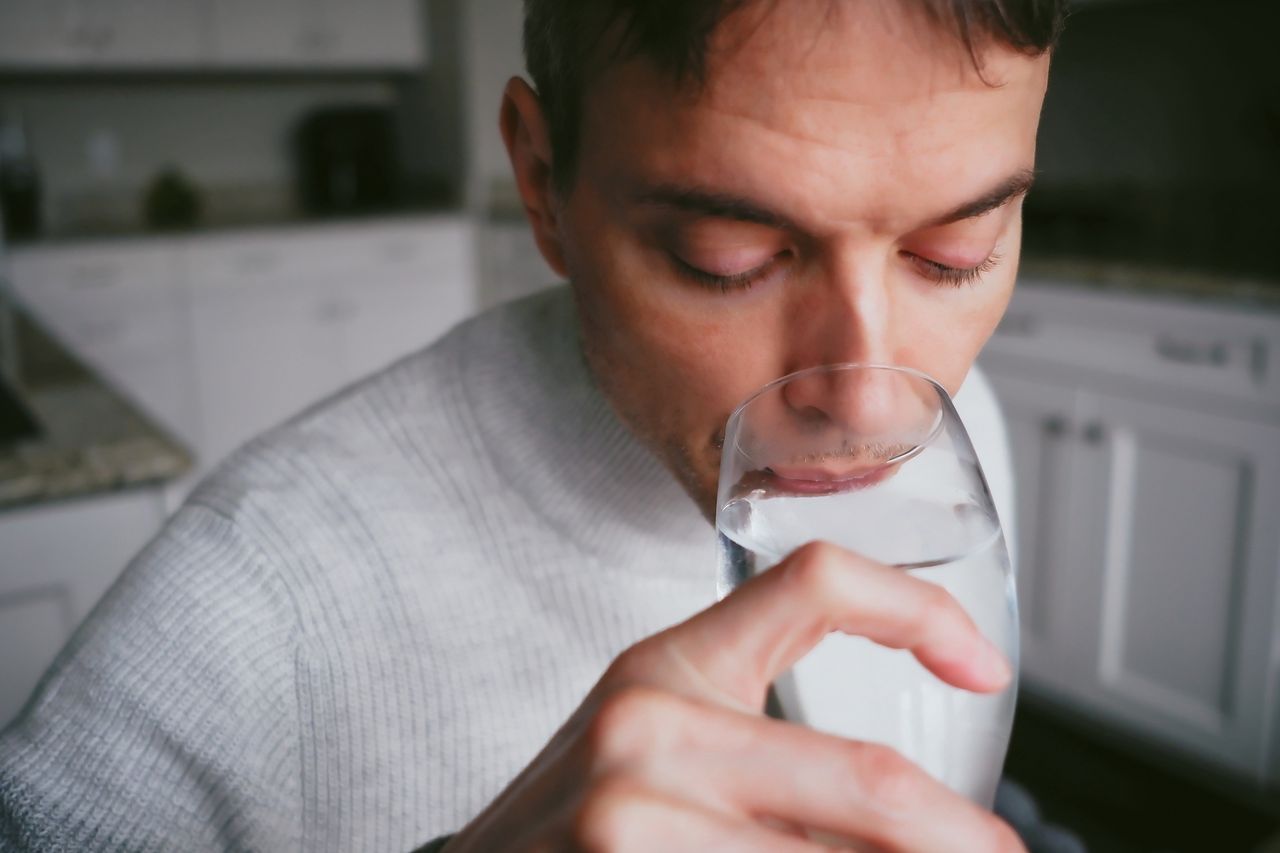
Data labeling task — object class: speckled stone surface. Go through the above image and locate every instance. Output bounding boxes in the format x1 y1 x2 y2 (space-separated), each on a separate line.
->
0 309 192 511
1020 256 1280 310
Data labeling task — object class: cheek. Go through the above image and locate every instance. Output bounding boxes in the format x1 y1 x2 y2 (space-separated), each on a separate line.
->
896 256 1017 395
564 206 782 420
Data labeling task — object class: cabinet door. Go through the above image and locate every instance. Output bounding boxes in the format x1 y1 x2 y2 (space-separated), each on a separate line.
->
1072 390 1280 780
342 221 477 381
0 0 88 66
10 244 199 446
313 0 424 68
186 237 349 469
188 277 345 469
90 0 208 66
982 367 1098 692
478 221 552 310
0 0 206 67
210 0 423 68
209 0 311 66
0 490 166 728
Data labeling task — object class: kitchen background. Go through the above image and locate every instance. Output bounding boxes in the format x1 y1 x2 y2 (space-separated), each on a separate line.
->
0 0 1277 850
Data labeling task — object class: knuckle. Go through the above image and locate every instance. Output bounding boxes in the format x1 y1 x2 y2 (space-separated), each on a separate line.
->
786 541 843 594
607 638 662 682
572 774 647 851
916 582 964 632
848 742 922 813
985 817 1029 853
585 685 667 761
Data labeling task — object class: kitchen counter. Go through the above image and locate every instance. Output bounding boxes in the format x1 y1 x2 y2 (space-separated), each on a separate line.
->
0 308 192 511
8 198 462 249
1019 255 1280 311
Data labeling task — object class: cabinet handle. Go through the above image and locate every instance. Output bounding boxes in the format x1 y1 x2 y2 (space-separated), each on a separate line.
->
316 300 356 323
70 266 121 289
300 26 339 55
93 25 115 52
1043 415 1070 438
232 252 280 275
1083 422 1106 445
1155 336 1230 367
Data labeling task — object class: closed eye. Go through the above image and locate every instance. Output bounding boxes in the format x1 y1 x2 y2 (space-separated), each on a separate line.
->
907 252 1003 288
671 252 785 292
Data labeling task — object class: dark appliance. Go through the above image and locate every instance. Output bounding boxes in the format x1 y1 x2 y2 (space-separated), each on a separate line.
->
294 105 397 216
0 111 42 241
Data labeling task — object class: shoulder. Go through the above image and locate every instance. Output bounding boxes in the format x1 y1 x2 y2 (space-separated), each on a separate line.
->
177 288 575 596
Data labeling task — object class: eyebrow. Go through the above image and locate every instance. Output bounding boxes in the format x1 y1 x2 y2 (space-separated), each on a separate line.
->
632 185 797 230
927 168 1037 227
630 167 1037 232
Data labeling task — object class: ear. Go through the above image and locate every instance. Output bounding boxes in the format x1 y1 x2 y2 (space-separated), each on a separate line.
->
500 77 568 278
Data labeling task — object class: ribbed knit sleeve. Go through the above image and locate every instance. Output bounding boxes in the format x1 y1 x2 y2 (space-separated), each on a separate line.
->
0 505 302 852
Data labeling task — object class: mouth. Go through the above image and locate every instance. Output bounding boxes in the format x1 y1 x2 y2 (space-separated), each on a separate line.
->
760 463 897 496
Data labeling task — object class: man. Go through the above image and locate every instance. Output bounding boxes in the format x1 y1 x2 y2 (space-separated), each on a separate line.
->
0 0 1062 849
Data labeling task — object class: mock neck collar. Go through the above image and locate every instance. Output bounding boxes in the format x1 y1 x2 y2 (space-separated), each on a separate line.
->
459 287 710 575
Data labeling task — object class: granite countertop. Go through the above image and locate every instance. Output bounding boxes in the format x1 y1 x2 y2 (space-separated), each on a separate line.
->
1019 255 1280 311
0 308 193 511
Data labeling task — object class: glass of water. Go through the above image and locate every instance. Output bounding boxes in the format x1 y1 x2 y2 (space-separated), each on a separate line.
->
716 362 1018 807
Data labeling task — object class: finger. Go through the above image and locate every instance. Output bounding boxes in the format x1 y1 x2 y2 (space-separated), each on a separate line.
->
541 774 829 853
570 688 1021 853
639 540 1011 714
654 709 1026 853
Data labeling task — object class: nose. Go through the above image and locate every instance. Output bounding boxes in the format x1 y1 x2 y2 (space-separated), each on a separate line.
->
781 364 907 439
780 256 901 437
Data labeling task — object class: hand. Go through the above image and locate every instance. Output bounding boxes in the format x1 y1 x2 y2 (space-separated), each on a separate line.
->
445 541 1023 851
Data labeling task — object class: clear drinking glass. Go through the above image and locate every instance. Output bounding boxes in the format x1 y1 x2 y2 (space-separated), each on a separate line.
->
715 363 1018 807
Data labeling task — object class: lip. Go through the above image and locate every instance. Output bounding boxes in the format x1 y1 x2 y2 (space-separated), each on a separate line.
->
763 463 896 496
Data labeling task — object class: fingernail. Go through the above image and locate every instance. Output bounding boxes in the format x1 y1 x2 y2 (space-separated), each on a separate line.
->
982 641 1013 688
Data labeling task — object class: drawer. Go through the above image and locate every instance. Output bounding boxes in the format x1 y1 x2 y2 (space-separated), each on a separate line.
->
10 243 180 316
184 218 474 293
987 282 1280 409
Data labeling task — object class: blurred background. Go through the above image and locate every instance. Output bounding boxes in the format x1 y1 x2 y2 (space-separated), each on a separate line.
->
0 0 1277 850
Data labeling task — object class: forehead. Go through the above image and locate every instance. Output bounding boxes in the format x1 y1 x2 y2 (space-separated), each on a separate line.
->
576 0 1050 232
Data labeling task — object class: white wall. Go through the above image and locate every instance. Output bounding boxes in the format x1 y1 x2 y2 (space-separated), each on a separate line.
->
2 79 396 233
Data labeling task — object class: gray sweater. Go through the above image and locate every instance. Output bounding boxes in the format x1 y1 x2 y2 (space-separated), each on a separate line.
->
0 287 1013 851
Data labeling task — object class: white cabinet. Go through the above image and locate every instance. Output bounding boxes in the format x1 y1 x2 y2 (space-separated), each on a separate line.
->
477 219 553 310
0 489 167 728
0 0 422 69
2 217 475 727
11 216 477 480
9 242 200 446
988 373 1096 695
184 219 475 467
207 0 312 66
210 0 425 69
89 0 209 66
1080 391 1280 778
185 236 348 465
0 0 207 68
0 0 90 66
980 281 1280 789
336 219 476 375
314 0 424 68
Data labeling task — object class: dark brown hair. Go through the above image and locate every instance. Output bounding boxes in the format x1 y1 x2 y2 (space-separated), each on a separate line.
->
523 0 1067 188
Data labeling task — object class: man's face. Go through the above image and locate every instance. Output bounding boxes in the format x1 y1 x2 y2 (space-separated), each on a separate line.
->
524 0 1049 519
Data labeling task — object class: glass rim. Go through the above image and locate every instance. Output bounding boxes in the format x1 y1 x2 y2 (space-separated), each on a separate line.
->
725 362 951 469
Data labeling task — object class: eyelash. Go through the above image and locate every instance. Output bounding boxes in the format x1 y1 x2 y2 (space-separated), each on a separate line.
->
910 252 1003 288
671 254 777 293
672 250 1003 293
